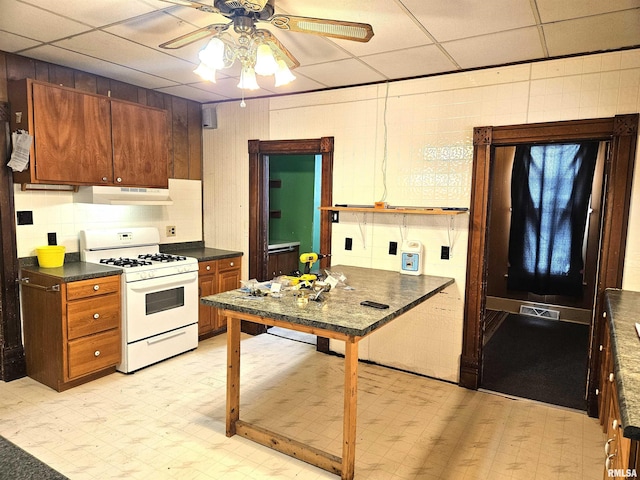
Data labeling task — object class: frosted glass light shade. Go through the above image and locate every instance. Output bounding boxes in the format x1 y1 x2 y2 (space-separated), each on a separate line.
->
198 38 225 70
274 59 296 86
237 67 259 90
254 44 278 76
194 63 217 82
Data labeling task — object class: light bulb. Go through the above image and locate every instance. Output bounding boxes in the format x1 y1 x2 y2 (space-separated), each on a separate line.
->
199 38 225 70
194 63 217 83
237 66 259 90
254 44 278 76
274 59 296 87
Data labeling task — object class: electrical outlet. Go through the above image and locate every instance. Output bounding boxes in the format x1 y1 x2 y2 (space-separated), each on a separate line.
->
166 226 176 237
441 246 450 260
17 211 33 225
345 237 353 251
48 232 57 245
389 241 398 255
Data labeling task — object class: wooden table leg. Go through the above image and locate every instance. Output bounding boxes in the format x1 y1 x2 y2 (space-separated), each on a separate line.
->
342 337 358 480
226 314 241 437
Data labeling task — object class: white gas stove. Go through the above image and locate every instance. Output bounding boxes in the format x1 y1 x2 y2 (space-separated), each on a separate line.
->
80 227 198 373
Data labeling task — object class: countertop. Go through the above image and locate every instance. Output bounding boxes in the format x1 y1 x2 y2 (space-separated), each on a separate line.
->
605 288 640 440
201 265 454 338
20 262 122 283
160 246 243 261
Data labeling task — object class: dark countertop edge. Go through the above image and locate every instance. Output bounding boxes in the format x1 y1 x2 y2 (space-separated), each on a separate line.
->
605 288 640 440
20 262 122 283
160 245 243 262
202 277 454 338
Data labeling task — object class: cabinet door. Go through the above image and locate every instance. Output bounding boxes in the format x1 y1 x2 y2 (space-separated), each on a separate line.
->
198 273 215 336
111 100 169 188
32 82 112 184
216 258 241 330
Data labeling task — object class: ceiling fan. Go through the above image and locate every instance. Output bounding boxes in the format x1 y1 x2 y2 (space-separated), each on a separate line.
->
158 0 375 78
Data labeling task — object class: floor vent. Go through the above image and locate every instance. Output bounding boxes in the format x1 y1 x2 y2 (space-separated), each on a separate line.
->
519 305 560 320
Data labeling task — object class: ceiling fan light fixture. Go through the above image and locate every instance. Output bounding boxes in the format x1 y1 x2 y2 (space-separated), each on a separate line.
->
194 62 217 82
254 43 278 76
238 66 260 90
198 37 226 70
274 59 295 87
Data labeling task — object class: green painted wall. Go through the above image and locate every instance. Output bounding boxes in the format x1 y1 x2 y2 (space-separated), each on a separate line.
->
269 155 317 264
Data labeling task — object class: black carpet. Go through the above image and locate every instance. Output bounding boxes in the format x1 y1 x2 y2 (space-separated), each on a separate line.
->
0 436 67 480
482 313 589 410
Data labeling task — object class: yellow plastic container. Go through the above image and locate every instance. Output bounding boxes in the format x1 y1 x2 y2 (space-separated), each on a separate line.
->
36 246 66 268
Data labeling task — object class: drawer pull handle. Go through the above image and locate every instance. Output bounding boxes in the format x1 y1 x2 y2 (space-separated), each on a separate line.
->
230 262 234 266
606 453 616 470
605 438 613 455
599 344 603 351
609 373 614 383
94 350 101 357
93 313 100 319
18 278 60 292
613 419 618 430
206 265 211 271
93 285 100 291
596 388 599 396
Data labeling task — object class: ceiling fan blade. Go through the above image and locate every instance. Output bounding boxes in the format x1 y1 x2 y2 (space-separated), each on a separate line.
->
256 29 299 69
158 0 220 14
269 15 374 43
159 23 229 49
237 0 269 12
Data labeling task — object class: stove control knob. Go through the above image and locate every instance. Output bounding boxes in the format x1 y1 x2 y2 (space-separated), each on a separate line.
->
93 313 100 319
148 271 155 278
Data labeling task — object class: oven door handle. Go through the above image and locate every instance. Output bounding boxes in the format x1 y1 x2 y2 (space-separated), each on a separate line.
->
147 329 187 345
128 272 198 291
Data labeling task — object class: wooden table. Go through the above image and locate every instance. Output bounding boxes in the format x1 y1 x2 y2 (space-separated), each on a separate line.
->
201 265 454 480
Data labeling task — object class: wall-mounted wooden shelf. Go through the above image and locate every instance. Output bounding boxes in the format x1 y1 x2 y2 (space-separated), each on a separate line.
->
319 206 468 215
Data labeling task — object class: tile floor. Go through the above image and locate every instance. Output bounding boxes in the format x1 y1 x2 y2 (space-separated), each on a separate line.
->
0 331 605 479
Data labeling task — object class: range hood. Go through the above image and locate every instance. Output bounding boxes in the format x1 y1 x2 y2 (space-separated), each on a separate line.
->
75 186 173 206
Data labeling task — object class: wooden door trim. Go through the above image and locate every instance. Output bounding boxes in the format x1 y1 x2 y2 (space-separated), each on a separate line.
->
460 114 638 418
248 137 334 282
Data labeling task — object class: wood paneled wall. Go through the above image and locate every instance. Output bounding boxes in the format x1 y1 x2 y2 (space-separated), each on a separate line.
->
0 51 202 180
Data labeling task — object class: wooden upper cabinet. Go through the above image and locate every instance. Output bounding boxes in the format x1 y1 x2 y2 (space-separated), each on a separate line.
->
111 100 169 188
8 78 170 188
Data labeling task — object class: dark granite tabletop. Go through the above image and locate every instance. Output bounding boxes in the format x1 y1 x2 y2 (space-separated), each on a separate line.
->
20 261 122 283
160 245 243 262
201 265 454 338
605 288 640 440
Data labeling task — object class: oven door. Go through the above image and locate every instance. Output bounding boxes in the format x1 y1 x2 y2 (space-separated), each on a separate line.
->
123 271 198 343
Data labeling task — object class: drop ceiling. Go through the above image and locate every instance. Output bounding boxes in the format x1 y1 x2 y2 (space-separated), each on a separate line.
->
1 0 639 103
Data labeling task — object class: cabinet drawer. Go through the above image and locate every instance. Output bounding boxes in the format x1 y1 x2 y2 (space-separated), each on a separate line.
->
67 275 120 301
198 260 216 275
218 256 241 271
67 294 120 340
67 329 120 379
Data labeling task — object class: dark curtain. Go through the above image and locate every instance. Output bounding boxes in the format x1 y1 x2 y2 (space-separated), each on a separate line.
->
507 142 599 297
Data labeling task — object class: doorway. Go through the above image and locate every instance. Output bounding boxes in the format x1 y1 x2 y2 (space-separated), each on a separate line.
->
247 137 334 347
459 115 638 417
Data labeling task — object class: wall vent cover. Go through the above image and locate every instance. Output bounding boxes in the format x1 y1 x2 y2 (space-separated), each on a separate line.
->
519 305 560 320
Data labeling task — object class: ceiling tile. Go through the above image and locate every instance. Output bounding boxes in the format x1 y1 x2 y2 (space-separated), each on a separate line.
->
24 45 179 89
20 0 160 27
536 0 640 23
0 31 42 52
0 1 91 42
401 0 536 42
361 45 457 79
544 10 640 57
443 27 544 69
154 83 229 102
294 58 386 88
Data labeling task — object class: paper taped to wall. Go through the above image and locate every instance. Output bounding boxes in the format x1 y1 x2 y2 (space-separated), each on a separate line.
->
8 130 32 172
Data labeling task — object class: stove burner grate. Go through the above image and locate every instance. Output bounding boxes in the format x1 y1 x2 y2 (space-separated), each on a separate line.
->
138 253 187 263
100 257 153 268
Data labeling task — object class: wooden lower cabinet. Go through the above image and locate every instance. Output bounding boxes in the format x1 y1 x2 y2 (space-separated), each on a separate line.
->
267 246 299 279
198 256 241 339
20 271 121 392
600 317 639 478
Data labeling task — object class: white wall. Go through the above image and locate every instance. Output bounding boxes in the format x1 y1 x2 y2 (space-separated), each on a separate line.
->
204 49 640 382
14 178 203 257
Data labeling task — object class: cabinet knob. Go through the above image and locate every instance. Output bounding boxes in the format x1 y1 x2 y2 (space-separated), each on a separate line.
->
102 176 108 182
603 311 607 318
206 265 211 271
230 262 234 266
613 419 618 430
609 373 614 383
116 177 122 183
93 313 100 319
596 388 600 396
94 350 101 357
606 453 616 470
93 285 100 291
599 344 603 351
605 438 613 455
